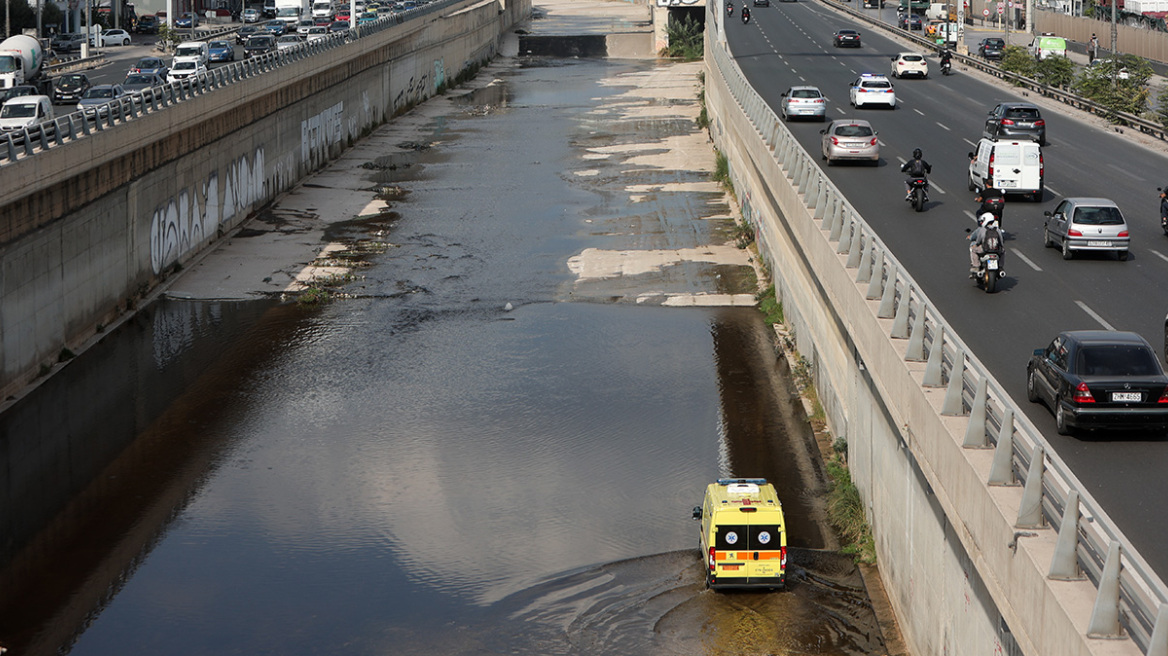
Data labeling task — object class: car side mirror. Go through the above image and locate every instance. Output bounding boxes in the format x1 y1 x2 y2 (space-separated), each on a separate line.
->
1043 211 1052 217
967 152 974 159
891 56 896 61
819 129 826 134
692 506 703 520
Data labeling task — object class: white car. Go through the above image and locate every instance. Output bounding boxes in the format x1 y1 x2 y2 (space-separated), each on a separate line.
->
296 18 315 34
167 60 208 84
890 52 928 79
849 74 896 109
277 34 304 50
243 7 261 21
92 29 132 46
306 26 328 41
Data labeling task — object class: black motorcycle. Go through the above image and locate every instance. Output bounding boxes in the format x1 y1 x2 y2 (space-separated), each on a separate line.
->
742 9 750 23
907 177 928 212
941 59 952 75
727 2 734 16
966 228 1005 293
976 191 1005 228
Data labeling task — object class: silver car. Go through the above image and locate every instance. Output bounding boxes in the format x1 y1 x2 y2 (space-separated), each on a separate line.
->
820 119 879 165
779 85 826 122
1043 197 1130 261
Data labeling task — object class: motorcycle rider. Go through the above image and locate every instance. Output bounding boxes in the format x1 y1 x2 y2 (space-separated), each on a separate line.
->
727 0 734 16
901 148 932 201
741 5 750 22
974 187 1004 224
969 213 1004 276
940 48 953 74
1160 186 1168 230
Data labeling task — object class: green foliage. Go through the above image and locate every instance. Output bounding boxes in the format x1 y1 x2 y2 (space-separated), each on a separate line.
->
661 14 704 60
1156 87 1168 129
756 284 783 324
156 24 184 50
825 457 876 563
999 45 1035 80
1034 55 1075 89
1073 54 1153 118
297 285 332 306
712 150 730 188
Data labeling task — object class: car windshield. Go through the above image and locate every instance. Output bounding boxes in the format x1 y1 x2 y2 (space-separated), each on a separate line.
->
1076 345 1160 377
248 37 272 45
901 55 923 61
176 46 202 57
60 75 85 86
137 59 161 68
862 81 891 89
1005 107 1040 119
0 104 37 118
210 41 229 49
1073 206 1124 225
85 88 114 98
125 74 153 84
834 124 873 137
791 89 820 99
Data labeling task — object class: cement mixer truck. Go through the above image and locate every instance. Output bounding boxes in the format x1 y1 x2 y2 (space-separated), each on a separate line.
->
0 35 52 94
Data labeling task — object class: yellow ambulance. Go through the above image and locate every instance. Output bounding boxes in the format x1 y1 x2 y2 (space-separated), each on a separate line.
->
691 478 787 590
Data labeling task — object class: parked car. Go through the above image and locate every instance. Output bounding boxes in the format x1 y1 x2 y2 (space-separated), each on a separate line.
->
277 34 303 50
849 74 895 109
51 33 86 52
820 119 879 165
1043 197 1130 260
1027 330 1168 435
122 73 167 94
51 73 91 104
983 102 1045 145
1087 58 1131 81
833 29 861 47
779 85 826 121
243 7 261 21
208 40 235 62
130 56 169 77
92 29 132 46
890 52 928 78
244 34 278 57
977 37 1005 60
135 14 160 33
77 84 128 116
237 24 262 43
174 11 200 27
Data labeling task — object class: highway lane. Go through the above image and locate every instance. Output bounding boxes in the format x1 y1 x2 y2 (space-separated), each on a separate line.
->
726 2 1168 577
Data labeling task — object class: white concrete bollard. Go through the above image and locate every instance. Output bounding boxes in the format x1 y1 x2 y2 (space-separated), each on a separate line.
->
1016 445 1046 529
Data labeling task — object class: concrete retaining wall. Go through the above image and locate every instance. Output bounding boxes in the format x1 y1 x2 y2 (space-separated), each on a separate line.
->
703 31 1146 656
0 0 531 398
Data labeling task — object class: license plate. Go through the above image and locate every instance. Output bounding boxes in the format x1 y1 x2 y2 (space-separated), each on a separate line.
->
987 259 999 270
721 564 740 571
1112 392 1142 402
1087 241 1111 247
998 180 1016 188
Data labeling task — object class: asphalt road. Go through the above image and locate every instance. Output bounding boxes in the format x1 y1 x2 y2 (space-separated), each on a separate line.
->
728 1 1168 579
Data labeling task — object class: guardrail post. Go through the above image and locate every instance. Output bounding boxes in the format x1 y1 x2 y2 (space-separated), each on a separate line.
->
877 268 897 319
779 139 793 172
837 213 853 254
821 196 839 232
1048 489 1084 580
988 409 1017 485
962 378 990 447
812 180 827 218
4 134 16 161
830 207 847 243
924 325 945 386
789 154 803 183
866 250 885 300
846 228 863 268
1087 541 1123 638
905 307 926 361
1016 445 1046 528
856 240 873 283
1148 604 1168 656
941 350 966 415
890 285 911 338
798 158 812 190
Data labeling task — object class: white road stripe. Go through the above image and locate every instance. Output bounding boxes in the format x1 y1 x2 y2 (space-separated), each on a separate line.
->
936 122 950 131
1150 249 1168 263
963 210 977 222
1075 301 1115 330
963 138 976 147
931 181 946 194
913 108 925 115
896 156 906 165
1010 248 1042 271
877 139 887 146
836 107 847 114
1045 185 1061 197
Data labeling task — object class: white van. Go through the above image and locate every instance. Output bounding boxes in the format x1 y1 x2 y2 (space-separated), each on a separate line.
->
1028 34 1067 60
0 95 54 132
173 41 210 66
968 138 1044 201
312 1 334 18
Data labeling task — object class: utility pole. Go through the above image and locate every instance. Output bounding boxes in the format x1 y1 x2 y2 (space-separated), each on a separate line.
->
1110 0 1118 89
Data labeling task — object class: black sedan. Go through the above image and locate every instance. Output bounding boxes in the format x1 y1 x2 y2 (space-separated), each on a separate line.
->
237 25 261 44
51 74 92 104
833 29 861 47
1027 331 1168 435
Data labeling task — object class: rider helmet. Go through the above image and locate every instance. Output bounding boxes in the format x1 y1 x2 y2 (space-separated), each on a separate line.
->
912 148 923 159
979 213 995 227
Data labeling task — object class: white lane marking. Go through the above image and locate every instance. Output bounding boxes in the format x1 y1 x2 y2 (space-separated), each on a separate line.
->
913 108 925 115
877 139 887 146
963 138 976 147
896 156 906 165
836 107 847 114
1150 249 1168 263
936 122 950 131
931 181 946 194
799 76 806 82
1108 162 1144 181
1010 248 1042 271
963 210 977 222
1075 301 1115 331
1045 185 1061 197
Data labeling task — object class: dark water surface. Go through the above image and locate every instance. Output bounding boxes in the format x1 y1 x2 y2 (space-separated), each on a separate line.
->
0 59 885 654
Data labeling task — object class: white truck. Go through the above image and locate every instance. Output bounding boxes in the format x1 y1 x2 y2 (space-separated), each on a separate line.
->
275 0 309 25
0 94 54 132
0 35 49 92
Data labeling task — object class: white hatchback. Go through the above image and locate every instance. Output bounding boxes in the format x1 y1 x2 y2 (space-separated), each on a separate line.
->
890 52 928 78
849 74 896 109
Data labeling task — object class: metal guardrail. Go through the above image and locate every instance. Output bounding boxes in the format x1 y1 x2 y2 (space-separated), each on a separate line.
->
823 0 1168 140
709 37 1168 655
0 1 445 166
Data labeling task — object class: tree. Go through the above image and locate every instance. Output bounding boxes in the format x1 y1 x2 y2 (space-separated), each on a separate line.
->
1073 53 1154 118
661 13 703 60
999 45 1036 80
1034 55 1075 89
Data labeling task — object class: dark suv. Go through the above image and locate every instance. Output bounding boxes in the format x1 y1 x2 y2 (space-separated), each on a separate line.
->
977 37 1005 60
51 73 92 104
244 34 277 58
984 102 1046 145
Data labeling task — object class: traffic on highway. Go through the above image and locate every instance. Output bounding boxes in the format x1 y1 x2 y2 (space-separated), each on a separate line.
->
726 0 1168 580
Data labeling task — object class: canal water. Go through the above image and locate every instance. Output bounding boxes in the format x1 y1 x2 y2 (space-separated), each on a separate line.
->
0 59 886 654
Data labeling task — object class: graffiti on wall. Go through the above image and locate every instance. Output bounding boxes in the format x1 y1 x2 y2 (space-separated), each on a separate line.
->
302 101 345 169
150 149 266 275
393 71 431 112
657 0 703 5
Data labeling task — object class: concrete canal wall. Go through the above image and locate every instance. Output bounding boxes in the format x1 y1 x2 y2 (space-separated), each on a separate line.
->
0 0 531 400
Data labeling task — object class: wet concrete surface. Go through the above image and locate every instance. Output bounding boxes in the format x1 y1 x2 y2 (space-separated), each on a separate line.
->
0 58 888 654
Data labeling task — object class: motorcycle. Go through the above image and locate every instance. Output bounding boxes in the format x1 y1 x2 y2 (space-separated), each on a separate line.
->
727 2 734 16
976 192 1005 228
1159 187 1168 235
906 177 928 212
742 9 750 23
975 251 1004 293
940 59 952 75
